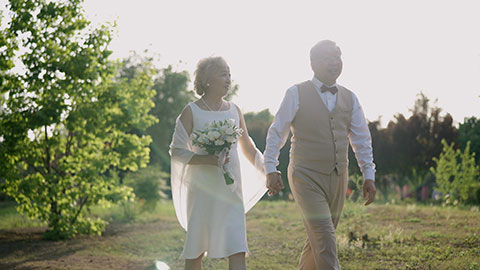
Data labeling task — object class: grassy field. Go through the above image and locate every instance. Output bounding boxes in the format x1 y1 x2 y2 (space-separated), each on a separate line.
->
0 199 479 270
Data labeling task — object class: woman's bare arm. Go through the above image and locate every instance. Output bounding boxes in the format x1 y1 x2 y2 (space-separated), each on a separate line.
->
235 104 258 165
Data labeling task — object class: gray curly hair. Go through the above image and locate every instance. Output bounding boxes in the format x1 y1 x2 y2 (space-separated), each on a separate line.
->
193 56 228 96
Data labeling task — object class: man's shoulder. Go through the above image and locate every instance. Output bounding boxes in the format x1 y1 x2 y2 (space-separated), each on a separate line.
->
337 84 353 94
293 80 314 93
284 83 300 96
295 80 312 88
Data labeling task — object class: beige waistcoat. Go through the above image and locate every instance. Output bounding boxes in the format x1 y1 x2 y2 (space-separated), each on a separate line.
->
290 80 353 175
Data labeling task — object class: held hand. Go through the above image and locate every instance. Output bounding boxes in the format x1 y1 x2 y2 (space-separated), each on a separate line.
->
363 179 376 206
266 171 284 196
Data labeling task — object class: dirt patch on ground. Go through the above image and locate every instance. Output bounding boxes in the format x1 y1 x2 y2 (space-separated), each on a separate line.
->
0 224 155 270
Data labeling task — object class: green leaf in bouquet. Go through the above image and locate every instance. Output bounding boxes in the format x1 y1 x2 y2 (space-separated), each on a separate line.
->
224 172 234 185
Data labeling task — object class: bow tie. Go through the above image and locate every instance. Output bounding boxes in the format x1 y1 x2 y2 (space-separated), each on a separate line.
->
320 85 338 95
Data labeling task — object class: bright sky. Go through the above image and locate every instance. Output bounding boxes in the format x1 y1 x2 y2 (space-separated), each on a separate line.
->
3 0 480 126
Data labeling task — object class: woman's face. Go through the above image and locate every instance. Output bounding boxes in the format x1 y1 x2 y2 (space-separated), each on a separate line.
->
206 63 231 97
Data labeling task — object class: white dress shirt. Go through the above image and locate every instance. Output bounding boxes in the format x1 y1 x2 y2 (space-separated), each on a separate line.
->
264 77 376 181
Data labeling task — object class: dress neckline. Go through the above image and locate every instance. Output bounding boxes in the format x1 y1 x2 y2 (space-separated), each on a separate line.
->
191 101 231 112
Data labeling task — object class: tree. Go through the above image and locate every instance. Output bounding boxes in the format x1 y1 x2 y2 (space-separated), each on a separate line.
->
114 52 193 171
459 116 480 167
358 119 394 201
147 65 193 169
244 109 274 152
369 93 458 199
244 109 292 198
0 0 156 239
431 140 480 204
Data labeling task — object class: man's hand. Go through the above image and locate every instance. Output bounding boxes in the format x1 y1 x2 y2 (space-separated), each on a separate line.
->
363 179 376 206
266 171 284 196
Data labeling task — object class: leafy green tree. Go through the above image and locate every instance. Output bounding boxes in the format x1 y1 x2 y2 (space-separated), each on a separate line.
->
0 0 156 239
0 9 14 201
459 116 480 167
360 119 394 201
456 142 480 203
390 94 456 178
244 109 274 152
148 65 193 168
431 140 480 204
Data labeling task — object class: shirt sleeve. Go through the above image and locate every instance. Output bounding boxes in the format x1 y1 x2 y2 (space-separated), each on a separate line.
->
349 92 376 181
264 85 299 174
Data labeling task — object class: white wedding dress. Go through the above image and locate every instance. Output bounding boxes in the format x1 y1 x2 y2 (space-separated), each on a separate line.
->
169 101 267 259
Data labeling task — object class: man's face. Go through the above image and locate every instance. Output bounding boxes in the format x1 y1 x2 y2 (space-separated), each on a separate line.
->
311 46 343 82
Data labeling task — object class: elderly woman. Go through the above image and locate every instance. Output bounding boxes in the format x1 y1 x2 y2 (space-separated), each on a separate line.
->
169 56 269 270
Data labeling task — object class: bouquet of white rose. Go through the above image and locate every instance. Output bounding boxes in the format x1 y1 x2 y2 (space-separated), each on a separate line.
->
191 119 243 185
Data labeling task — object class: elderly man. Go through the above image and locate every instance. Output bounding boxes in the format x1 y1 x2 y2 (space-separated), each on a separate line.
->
264 40 376 270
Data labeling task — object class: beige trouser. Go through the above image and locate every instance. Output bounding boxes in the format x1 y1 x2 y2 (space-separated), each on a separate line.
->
288 164 348 270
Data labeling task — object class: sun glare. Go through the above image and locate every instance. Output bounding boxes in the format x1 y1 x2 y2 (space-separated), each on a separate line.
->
155 261 170 270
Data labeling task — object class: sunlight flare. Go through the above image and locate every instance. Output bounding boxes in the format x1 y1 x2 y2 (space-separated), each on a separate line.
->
155 261 170 270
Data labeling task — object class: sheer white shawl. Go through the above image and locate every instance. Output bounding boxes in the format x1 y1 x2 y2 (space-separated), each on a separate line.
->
169 117 267 230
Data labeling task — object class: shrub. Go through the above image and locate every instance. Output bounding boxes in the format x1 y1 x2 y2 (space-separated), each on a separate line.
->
431 140 480 205
123 165 169 212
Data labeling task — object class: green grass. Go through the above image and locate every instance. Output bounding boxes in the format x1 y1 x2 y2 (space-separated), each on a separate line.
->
0 201 46 229
0 199 479 269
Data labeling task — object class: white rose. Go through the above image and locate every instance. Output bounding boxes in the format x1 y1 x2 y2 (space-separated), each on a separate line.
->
225 127 235 135
198 134 208 144
215 139 225 146
208 131 221 141
219 125 228 132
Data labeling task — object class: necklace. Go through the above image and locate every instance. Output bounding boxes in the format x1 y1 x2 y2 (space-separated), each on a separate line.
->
201 98 224 111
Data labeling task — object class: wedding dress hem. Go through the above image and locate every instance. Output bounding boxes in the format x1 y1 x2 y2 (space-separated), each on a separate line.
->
181 248 251 259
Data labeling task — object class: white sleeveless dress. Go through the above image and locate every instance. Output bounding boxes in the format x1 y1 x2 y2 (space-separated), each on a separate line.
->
181 102 249 259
